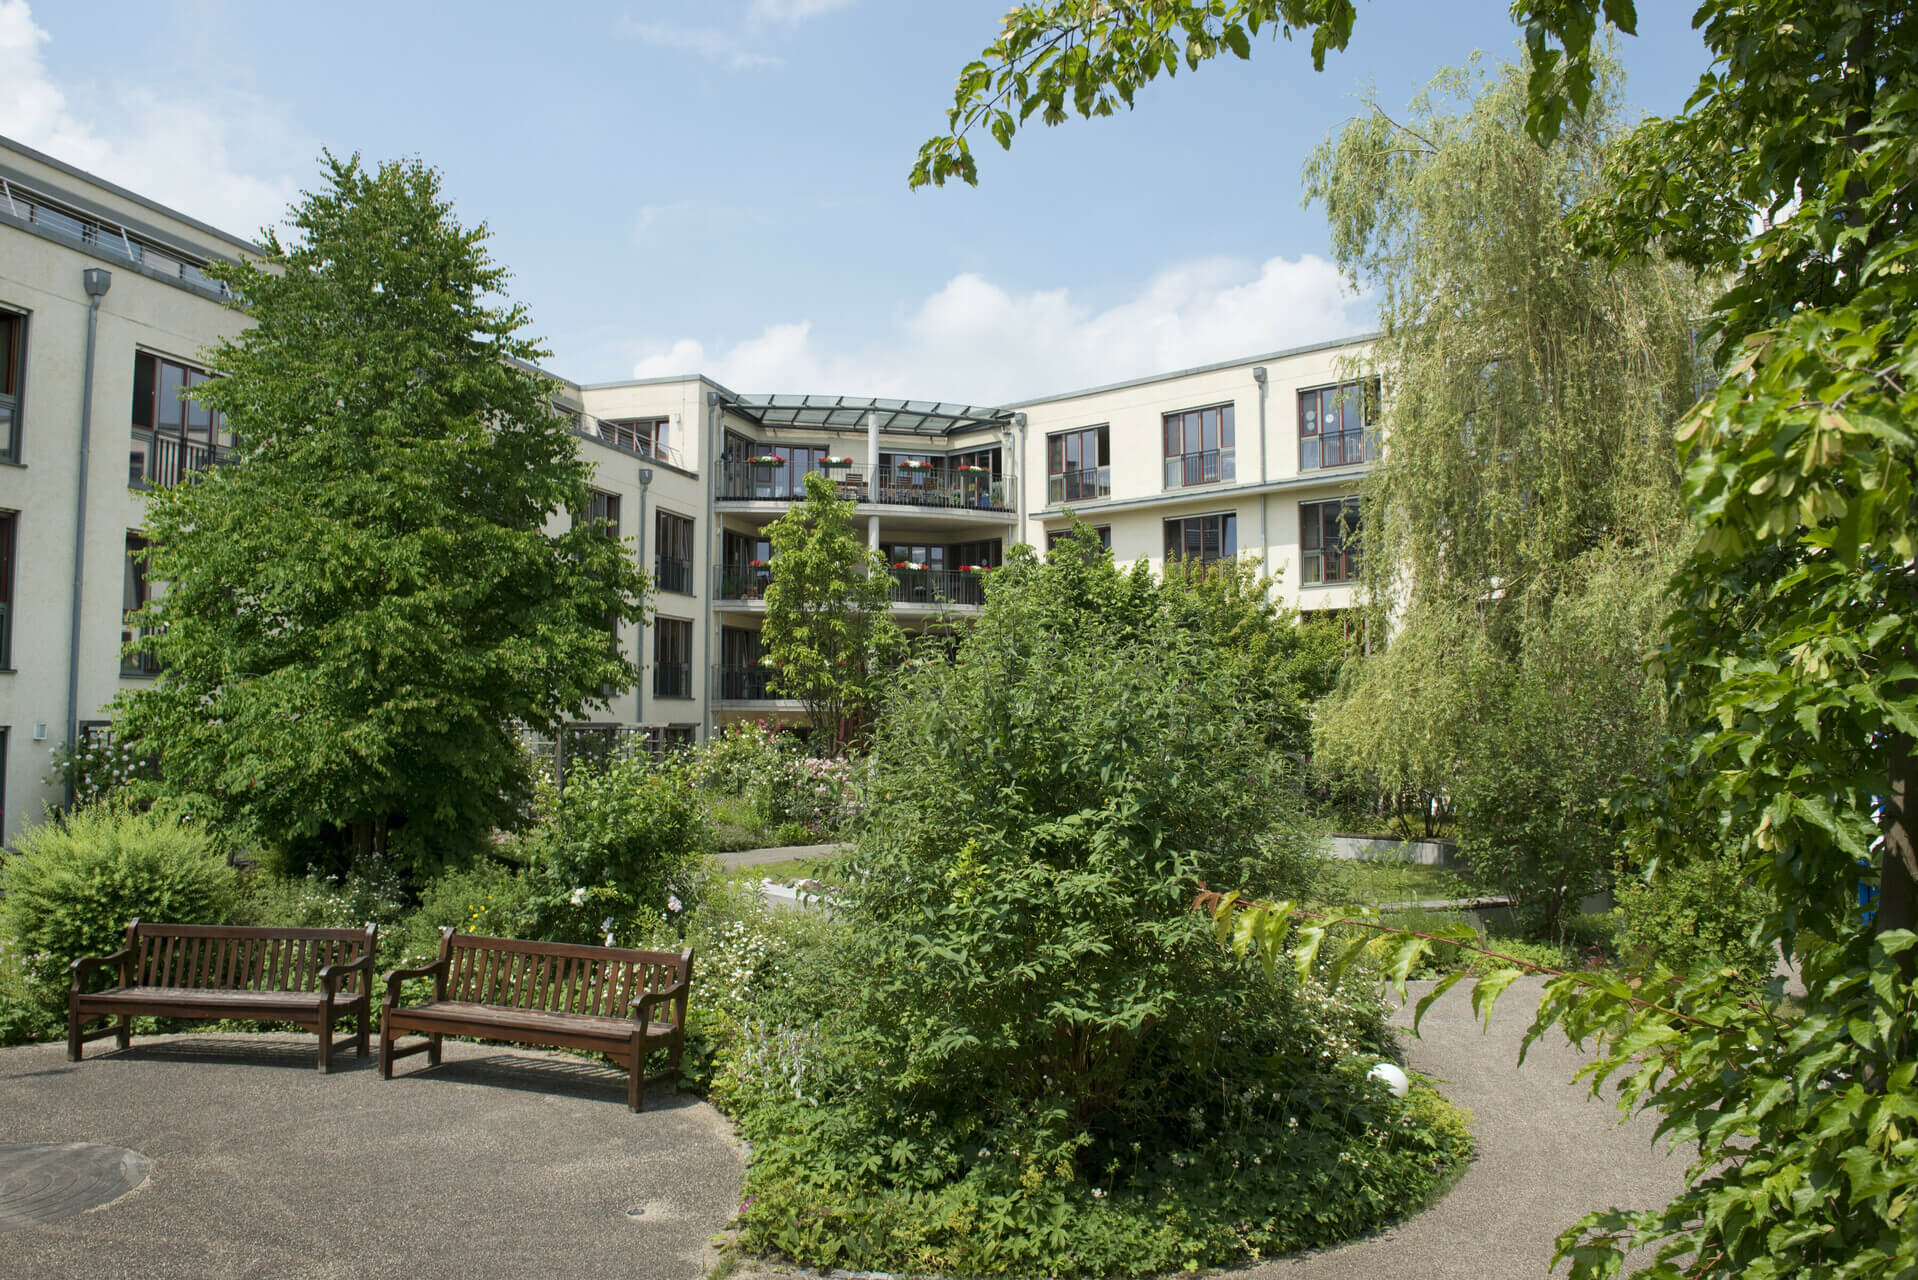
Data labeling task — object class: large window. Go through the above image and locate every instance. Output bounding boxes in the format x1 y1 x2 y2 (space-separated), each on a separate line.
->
130 351 230 487
0 511 14 669
1163 512 1237 565
720 530 772 600
582 489 620 536
950 445 1002 476
597 416 672 462
1 308 25 463
654 616 693 698
121 533 161 677
718 626 771 699
655 511 695 595
1047 426 1110 503
1046 525 1111 553
1300 498 1362 584
1299 379 1379 471
1163 404 1235 489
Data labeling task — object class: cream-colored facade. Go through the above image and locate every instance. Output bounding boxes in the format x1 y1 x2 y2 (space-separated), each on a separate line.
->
0 135 1373 842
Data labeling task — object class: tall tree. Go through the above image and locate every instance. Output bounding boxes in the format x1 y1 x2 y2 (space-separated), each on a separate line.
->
760 471 904 751
919 3 1918 1275
117 154 648 880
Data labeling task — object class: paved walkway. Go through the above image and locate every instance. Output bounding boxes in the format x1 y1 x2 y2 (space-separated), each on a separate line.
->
0 1035 744 1280
714 842 843 871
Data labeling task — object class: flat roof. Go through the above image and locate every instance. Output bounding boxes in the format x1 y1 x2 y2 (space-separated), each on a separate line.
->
726 393 1011 439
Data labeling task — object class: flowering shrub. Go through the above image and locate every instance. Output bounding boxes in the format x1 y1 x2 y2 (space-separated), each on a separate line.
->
683 722 860 839
47 733 157 808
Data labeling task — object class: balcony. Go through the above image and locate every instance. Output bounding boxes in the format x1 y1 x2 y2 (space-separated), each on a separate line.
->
1300 429 1377 471
654 554 694 596
120 624 163 678
886 567 986 609
1164 449 1235 490
653 662 694 699
713 663 780 701
130 431 230 487
717 461 1010 511
1047 466 1111 506
716 562 773 603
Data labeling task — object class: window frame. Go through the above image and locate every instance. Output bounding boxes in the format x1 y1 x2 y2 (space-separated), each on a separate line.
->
655 509 696 595
1 306 28 464
1161 403 1237 489
1162 512 1238 565
0 509 15 669
121 531 162 678
653 615 695 699
1298 378 1381 472
130 350 229 488
1299 497 1362 585
1046 425 1110 503
1045 525 1111 553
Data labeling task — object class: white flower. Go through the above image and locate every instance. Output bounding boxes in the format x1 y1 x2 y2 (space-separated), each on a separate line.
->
667 894 683 913
1090 1187 1106 1199
569 887 588 907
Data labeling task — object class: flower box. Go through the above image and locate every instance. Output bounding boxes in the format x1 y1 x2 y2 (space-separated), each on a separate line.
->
746 455 783 466
749 559 771 567
819 456 855 468
896 459 932 471
956 464 992 474
892 561 928 571
957 564 993 574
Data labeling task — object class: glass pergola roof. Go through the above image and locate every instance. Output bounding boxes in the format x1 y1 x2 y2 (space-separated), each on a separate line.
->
728 394 1012 439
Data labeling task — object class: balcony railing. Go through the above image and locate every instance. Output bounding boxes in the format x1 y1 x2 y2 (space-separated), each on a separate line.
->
1164 449 1235 490
1300 429 1377 471
714 664 779 701
716 562 773 602
130 431 230 487
653 662 694 699
655 554 694 595
885 568 986 608
717 461 1010 511
1046 466 1111 506
120 624 163 677
583 416 683 468
1 176 230 296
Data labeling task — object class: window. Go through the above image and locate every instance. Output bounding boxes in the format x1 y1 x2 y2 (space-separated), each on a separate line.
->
718 626 771 699
1299 379 1379 471
130 352 230 487
950 445 1001 475
582 489 620 536
1046 525 1111 553
0 511 14 668
121 533 161 677
655 511 695 595
1300 498 1362 584
1047 426 1110 503
1163 513 1237 565
654 616 693 698
1 308 25 463
1163 404 1236 489
599 416 673 462
720 530 772 600
950 539 1003 569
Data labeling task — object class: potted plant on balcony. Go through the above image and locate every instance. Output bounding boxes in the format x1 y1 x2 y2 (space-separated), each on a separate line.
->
746 454 784 466
955 464 991 474
897 459 931 471
820 455 855 468
956 563 992 574
749 558 771 568
892 561 927 571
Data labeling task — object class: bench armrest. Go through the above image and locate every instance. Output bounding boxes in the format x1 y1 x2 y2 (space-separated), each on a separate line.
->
69 948 133 993
630 978 691 1028
381 958 447 1005
317 949 376 997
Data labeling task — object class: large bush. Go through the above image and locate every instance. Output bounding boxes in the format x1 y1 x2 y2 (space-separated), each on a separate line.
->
0 803 240 998
1614 846 1773 977
724 532 1470 1275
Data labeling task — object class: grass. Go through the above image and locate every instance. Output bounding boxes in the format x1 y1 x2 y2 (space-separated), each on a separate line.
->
1316 857 1469 906
718 854 845 888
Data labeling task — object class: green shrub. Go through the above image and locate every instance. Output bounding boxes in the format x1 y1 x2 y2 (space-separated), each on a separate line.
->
517 750 706 944
0 941 63 1046
242 857 409 934
1615 846 1773 976
0 802 240 998
395 859 537 963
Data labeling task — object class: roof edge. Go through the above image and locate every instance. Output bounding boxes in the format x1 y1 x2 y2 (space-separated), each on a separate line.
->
1003 332 1380 411
0 133 267 256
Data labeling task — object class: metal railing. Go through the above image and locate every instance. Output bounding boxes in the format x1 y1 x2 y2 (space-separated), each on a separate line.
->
717 461 1010 511
713 664 780 701
1164 449 1235 489
120 624 163 677
654 554 694 595
1 177 229 295
1046 466 1110 505
130 431 229 487
582 416 684 468
1300 430 1377 471
885 568 986 608
653 662 694 699
716 562 773 602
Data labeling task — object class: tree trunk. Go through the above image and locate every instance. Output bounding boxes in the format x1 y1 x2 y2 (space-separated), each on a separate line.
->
1880 733 1918 970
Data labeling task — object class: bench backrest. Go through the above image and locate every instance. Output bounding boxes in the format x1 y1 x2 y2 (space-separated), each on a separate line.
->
437 932 691 1017
128 921 377 996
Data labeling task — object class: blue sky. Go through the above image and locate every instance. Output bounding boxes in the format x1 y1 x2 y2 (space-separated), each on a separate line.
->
3 0 1711 403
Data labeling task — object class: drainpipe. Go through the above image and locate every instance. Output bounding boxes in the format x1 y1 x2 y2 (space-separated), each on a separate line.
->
705 390 722 744
65 267 112 765
865 408 879 551
636 466 653 725
1011 412 1027 543
1252 367 1269 572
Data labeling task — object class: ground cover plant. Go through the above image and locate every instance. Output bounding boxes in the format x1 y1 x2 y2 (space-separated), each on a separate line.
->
720 528 1472 1276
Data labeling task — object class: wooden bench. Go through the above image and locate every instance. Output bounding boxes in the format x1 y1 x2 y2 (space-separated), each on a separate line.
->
68 920 378 1072
380 930 693 1112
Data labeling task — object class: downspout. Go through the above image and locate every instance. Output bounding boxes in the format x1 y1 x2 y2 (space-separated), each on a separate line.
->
1012 412 1027 544
65 268 112 766
636 465 653 725
1253 366 1269 573
705 390 722 744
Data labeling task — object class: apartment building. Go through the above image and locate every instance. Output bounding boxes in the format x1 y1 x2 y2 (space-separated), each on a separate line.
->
0 134 1373 842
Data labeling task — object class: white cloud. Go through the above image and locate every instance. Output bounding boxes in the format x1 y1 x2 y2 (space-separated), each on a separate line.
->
748 0 855 21
630 254 1370 403
0 0 300 241
623 20 781 68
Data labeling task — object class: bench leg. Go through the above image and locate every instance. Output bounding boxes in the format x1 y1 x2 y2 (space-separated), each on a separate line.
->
379 1015 394 1080
67 1002 83 1063
355 1000 370 1058
318 1017 333 1074
428 1033 442 1067
628 1034 646 1112
115 1014 131 1052
668 1034 684 1094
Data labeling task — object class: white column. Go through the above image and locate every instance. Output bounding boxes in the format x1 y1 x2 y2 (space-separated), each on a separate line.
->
866 408 880 551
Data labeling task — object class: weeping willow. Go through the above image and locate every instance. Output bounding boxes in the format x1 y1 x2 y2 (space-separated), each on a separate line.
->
1309 52 1709 870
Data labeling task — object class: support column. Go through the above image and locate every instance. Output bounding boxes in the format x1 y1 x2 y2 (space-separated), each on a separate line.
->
867 408 880 551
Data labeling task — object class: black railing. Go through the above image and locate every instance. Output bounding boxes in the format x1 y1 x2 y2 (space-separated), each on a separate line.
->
714 664 778 701
717 461 1010 511
653 662 694 698
1163 449 1234 490
654 554 694 595
130 431 229 487
1301 430 1377 471
716 562 773 602
1047 466 1110 505
886 568 986 608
